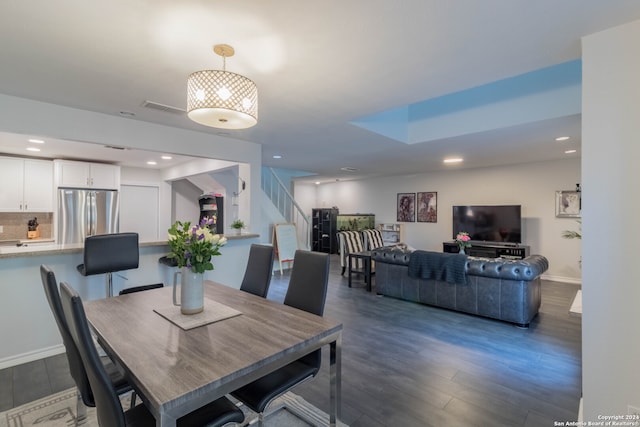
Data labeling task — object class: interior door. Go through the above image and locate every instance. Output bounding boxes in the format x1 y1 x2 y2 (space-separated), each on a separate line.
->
120 184 159 242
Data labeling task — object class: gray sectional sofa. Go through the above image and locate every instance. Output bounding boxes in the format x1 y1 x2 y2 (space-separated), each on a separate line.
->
371 247 549 327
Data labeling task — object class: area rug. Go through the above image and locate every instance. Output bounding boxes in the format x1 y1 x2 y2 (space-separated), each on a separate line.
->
0 388 348 426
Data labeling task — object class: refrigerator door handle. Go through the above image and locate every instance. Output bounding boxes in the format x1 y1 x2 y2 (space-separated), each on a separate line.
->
88 191 96 236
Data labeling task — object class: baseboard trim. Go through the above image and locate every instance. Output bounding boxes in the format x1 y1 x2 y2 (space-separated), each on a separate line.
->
0 344 65 370
542 274 582 285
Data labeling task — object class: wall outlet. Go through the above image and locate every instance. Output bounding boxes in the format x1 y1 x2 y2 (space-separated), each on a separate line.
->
628 405 640 416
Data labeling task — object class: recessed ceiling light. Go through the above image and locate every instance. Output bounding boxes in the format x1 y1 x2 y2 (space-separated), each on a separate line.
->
564 149 577 154
28 138 45 144
315 181 320 185
340 167 359 172
272 155 282 159
161 155 172 160
146 161 157 165
26 147 41 152
555 136 570 141
444 158 463 164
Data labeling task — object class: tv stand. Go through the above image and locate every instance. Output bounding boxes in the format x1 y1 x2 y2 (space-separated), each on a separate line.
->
443 241 530 259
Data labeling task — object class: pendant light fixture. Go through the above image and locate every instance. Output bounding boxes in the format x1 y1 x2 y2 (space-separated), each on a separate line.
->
187 44 258 129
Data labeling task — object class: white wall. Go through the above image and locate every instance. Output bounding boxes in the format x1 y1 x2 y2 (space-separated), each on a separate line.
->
296 157 582 282
172 179 202 224
582 19 640 420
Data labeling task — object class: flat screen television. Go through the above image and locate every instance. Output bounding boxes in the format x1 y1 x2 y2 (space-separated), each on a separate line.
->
452 205 522 244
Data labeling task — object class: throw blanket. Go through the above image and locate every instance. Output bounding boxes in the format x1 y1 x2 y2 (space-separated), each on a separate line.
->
408 250 467 284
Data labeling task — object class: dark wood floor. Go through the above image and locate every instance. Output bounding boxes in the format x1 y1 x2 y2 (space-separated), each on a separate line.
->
0 254 582 427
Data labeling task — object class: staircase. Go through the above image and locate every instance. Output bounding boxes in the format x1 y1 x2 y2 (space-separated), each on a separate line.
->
261 167 310 250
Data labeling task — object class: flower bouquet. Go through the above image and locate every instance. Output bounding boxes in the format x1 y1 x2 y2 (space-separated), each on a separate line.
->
167 218 227 274
455 232 472 253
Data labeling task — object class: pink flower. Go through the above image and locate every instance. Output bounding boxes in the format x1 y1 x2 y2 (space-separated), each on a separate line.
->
456 232 472 248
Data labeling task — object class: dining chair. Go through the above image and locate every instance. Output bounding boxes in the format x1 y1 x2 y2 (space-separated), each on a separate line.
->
40 265 136 424
58 281 245 427
77 232 140 298
118 283 164 295
239 244 275 298
336 230 364 275
361 228 384 252
231 250 330 427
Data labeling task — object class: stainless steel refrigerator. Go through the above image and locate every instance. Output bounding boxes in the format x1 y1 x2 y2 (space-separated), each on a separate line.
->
57 188 119 244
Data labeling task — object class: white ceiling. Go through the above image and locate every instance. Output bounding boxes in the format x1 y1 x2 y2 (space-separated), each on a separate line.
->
1 1 639 182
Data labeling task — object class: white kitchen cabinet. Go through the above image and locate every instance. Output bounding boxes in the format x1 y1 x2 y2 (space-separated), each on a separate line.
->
54 160 120 189
0 157 54 212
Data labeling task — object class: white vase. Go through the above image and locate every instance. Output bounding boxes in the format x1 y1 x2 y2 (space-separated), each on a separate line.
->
172 268 204 315
459 247 465 254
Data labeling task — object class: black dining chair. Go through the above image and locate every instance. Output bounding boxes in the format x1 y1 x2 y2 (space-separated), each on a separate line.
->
59 281 245 427
231 250 330 426
40 265 136 423
239 244 275 298
118 283 164 295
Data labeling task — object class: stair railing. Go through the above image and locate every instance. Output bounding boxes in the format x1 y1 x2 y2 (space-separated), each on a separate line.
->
261 168 310 250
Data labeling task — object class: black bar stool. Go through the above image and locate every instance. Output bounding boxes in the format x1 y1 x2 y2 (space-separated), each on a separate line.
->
77 233 140 297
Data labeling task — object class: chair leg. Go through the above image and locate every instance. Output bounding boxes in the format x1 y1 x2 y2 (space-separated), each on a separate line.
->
130 391 137 409
76 389 88 425
106 272 113 298
341 266 345 276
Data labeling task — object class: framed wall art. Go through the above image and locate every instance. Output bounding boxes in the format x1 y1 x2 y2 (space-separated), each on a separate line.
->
417 191 437 223
397 193 415 222
556 190 581 218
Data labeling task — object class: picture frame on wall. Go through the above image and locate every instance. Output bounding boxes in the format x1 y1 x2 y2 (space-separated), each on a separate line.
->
417 191 437 223
556 190 581 218
397 193 415 222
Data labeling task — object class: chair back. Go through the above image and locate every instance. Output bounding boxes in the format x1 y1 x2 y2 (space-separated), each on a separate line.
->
284 250 330 316
79 232 139 276
240 244 275 298
361 229 384 251
337 230 364 270
59 282 126 427
284 250 329 369
40 265 95 406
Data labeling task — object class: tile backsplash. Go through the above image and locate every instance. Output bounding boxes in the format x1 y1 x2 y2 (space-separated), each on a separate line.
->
0 212 53 240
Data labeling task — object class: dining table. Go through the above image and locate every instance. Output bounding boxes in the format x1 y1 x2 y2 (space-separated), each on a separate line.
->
83 280 343 427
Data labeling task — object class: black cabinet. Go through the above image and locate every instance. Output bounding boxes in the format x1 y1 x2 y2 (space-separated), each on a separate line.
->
312 208 338 254
443 241 530 259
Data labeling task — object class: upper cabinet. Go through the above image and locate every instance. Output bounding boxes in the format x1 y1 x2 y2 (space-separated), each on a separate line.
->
54 160 120 190
0 157 54 212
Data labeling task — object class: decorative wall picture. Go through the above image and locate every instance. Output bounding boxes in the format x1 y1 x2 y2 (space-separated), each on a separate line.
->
556 190 581 218
417 191 437 223
397 193 415 222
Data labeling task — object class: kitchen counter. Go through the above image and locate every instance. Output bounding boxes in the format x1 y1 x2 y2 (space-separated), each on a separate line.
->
0 233 259 258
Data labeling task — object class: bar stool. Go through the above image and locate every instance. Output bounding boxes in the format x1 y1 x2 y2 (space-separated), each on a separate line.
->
77 233 140 298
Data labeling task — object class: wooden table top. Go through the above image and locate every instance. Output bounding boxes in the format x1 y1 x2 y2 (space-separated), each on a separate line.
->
84 281 343 425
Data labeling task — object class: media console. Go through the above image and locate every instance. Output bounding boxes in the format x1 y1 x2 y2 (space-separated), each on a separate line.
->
443 241 530 259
